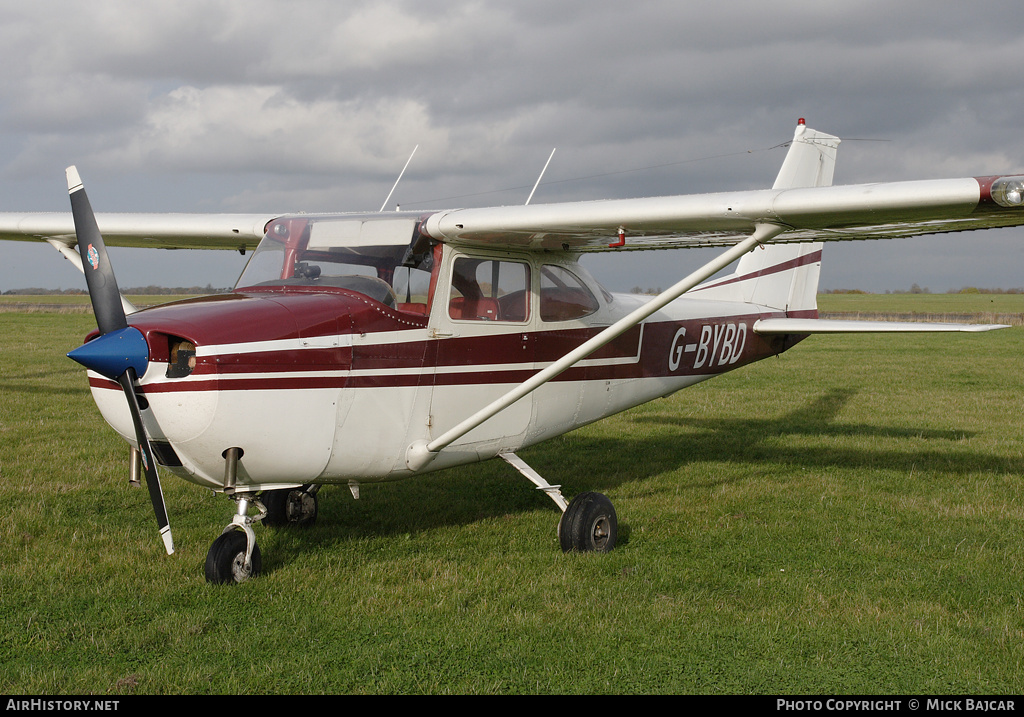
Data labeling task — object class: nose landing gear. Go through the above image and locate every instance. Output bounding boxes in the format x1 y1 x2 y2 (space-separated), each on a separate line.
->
204 494 266 585
204 484 321 584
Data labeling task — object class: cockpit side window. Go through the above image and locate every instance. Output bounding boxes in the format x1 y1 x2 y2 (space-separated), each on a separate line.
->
391 244 438 316
539 265 599 322
448 257 530 322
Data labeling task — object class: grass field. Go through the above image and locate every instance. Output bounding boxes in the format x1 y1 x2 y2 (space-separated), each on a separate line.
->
817 293 1024 325
0 300 1021 694
0 294 201 311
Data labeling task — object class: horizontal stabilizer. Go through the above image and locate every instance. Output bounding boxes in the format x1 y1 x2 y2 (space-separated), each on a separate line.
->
753 318 1009 334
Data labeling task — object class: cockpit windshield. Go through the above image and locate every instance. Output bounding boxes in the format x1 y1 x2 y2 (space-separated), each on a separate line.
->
235 214 435 310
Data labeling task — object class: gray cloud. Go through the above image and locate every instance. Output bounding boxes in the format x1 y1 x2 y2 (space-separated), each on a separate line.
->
2 0 1022 292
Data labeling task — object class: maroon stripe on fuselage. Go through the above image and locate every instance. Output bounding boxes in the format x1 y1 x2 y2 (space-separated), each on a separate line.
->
209 347 354 374
691 248 822 293
101 309 794 395
98 286 807 398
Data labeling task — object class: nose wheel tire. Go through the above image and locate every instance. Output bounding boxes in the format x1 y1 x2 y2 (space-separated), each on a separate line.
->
558 491 617 553
204 530 262 584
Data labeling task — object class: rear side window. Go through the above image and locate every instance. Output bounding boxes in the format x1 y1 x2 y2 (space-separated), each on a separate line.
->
540 265 599 322
448 258 531 322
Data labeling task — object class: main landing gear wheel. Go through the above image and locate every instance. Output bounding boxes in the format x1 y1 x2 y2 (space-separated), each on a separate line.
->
262 486 318 527
558 491 618 553
204 530 262 584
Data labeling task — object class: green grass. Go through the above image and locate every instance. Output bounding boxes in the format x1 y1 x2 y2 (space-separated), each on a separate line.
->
1 306 1022 694
0 295 205 311
818 293 1024 324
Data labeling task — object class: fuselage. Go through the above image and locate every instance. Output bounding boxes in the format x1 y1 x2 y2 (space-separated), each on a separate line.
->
84 216 804 494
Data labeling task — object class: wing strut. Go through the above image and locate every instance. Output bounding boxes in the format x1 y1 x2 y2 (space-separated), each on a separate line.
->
405 223 786 472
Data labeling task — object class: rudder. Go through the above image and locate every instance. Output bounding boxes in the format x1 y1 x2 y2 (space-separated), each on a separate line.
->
694 121 840 314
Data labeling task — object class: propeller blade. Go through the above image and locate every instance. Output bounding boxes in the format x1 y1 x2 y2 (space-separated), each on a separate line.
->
67 166 127 335
118 369 174 555
66 166 174 555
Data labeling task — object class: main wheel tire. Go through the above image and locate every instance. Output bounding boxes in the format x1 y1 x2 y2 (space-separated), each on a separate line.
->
204 530 262 584
262 487 318 527
558 491 618 553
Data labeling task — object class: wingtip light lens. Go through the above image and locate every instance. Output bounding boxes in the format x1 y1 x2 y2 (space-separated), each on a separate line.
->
991 177 1024 207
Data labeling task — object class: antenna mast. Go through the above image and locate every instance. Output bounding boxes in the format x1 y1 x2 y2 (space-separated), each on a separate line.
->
380 145 419 212
525 148 556 205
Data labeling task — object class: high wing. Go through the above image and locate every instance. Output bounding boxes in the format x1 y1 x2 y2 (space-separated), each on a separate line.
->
0 212 276 251
1 123 1020 253
419 123 1024 251
419 175 1024 251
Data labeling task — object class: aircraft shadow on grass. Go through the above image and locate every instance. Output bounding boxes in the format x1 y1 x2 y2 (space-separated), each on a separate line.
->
260 387 1020 572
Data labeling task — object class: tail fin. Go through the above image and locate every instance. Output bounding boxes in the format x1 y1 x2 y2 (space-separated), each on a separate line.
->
694 121 840 315
770 120 840 191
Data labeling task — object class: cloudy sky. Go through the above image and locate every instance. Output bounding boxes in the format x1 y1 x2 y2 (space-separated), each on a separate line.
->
2 0 1022 293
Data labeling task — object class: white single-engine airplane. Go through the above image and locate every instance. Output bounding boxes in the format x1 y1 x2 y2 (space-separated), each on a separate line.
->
2 121 1023 583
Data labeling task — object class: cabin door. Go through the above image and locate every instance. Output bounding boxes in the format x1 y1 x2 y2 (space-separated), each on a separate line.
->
424 249 536 449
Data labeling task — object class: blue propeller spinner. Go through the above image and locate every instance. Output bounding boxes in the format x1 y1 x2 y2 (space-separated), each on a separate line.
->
67 326 149 381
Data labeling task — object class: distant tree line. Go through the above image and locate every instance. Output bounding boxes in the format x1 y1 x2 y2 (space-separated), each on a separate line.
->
824 285 1024 295
944 286 1024 294
2 285 231 296
630 286 663 295
6 284 1023 297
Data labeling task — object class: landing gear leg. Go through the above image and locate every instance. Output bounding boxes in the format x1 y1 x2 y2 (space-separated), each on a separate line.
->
204 494 266 584
498 451 568 511
498 451 618 553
